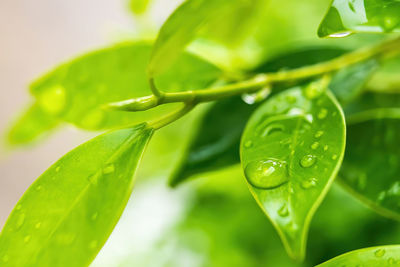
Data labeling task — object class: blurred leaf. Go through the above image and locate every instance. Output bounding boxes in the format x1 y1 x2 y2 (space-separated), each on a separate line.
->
317 245 400 266
339 109 400 221
7 103 59 145
171 47 376 186
11 42 220 138
344 91 400 115
0 124 153 266
148 0 261 76
318 0 400 38
129 0 151 15
240 84 346 260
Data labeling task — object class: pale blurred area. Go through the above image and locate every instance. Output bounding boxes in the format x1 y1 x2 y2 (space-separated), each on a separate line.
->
0 1 190 266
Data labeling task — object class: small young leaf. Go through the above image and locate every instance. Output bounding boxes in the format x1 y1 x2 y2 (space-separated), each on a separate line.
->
316 245 400 266
0 124 153 266
7 103 59 145
318 0 400 37
148 0 261 76
339 108 400 221
129 0 151 15
240 84 346 260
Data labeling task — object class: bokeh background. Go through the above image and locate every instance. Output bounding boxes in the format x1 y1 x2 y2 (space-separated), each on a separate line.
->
1 1 400 266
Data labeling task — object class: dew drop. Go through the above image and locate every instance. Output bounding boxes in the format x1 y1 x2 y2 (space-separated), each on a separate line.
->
35 222 42 229
91 212 98 221
305 81 325 99
244 159 288 189
15 205 22 211
317 108 328 119
103 164 115 174
314 131 324 138
16 213 26 230
55 166 61 172
301 178 318 189
261 124 284 137
35 185 42 191
331 154 338 160
244 141 253 148
89 240 98 250
375 249 386 258
377 191 386 203
278 204 289 217
300 155 316 168
311 142 319 150
328 32 352 38
24 235 31 243
324 145 329 151
38 85 67 115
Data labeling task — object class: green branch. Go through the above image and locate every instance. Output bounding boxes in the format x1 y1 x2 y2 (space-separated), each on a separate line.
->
107 36 400 113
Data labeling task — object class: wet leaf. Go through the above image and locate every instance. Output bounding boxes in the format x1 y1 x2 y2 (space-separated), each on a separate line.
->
240 84 346 260
0 124 153 266
318 0 400 37
148 0 261 76
317 245 400 266
339 108 400 221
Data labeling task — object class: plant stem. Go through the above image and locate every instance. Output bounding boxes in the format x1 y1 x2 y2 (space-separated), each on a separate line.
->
110 36 400 112
148 104 195 130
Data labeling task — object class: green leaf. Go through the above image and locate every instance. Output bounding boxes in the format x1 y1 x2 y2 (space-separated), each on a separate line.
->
318 0 400 38
240 84 346 260
148 0 261 76
339 108 400 221
0 124 153 266
316 245 400 266
7 103 59 146
129 0 151 15
171 47 374 186
17 42 220 133
344 91 400 115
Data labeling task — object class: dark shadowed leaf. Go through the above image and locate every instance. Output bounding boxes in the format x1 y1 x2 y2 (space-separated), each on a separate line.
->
240 84 346 260
318 0 400 37
317 245 400 266
0 124 153 266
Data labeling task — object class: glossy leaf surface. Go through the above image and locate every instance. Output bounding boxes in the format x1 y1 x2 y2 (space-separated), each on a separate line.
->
0 124 153 266
19 42 220 132
148 0 261 75
240 85 346 260
318 0 400 37
317 245 400 266
339 109 400 220
171 47 373 186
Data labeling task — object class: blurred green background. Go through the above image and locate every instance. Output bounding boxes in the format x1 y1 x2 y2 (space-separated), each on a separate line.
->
1 0 399 266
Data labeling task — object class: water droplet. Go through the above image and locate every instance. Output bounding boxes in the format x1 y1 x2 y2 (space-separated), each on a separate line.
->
103 164 115 174
55 166 61 172
328 32 352 38
35 185 42 191
388 257 395 265
24 235 31 243
324 145 329 151
16 213 26 230
375 249 386 258
38 85 67 115
300 155 316 168
261 124 284 137
301 178 318 189
91 212 98 221
244 141 253 148
278 204 289 217
244 159 288 189
242 87 271 104
15 205 22 211
35 222 42 229
331 154 338 160
311 142 319 150
305 81 325 99
317 109 328 119
2 255 9 263
89 240 98 249
315 131 324 138
377 191 386 203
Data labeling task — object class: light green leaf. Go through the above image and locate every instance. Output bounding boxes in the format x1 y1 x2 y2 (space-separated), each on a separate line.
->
318 0 400 37
21 42 220 132
7 103 59 145
148 0 261 76
240 84 346 260
339 108 400 221
317 245 400 266
0 124 153 266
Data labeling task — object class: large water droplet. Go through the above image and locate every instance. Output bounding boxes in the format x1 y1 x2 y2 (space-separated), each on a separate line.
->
278 204 289 217
103 164 115 174
315 131 324 138
300 155 316 168
261 124 284 137
375 248 386 258
38 85 67 115
311 142 319 150
305 81 325 99
317 108 328 119
242 87 271 104
328 32 352 38
301 178 318 189
244 159 288 189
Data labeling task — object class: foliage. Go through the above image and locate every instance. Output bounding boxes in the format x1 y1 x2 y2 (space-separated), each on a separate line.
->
2 0 400 266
